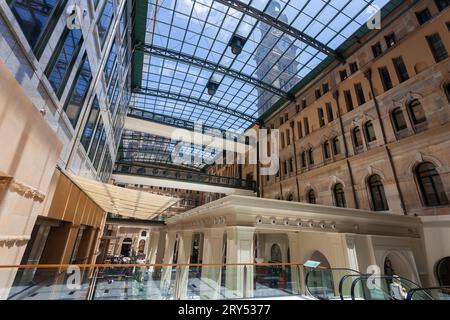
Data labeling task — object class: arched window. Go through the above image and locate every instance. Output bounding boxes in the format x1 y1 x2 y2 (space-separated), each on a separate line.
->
353 127 363 148
323 141 331 160
334 183 347 208
368 174 389 211
408 99 427 125
308 149 314 165
436 257 450 286
364 121 377 143
332 137 341 155
301 151 307 168
308 190 316 204
392 107 408 132
416 162 449 207
270 244 282 263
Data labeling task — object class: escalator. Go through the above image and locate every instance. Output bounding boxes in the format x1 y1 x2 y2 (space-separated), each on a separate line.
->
406 287 450 300
305 268 361 300
305 269 450 301
349 275 427 300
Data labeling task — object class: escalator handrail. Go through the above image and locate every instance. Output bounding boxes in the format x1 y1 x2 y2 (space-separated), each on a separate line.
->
305 268 361 300
406 286 450 300
350 275 421 300
339 273 368 300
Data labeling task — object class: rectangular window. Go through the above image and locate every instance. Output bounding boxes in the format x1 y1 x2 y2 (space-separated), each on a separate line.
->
340 70 348 81
416 8 432 25
119 2 127 37
88 118 103 162
104 42 117 84
97 0 115 49
326 103 334 122
427 33 449 62
379 66 393 92
318 108 325 127
286 129 291 146
344 90 354 112
304 118 310 135
322 83 330 94
297 121 303 139
393 57 410 83
63 54 93 128
301 152 307 168
309 150 314 165
302 99 307 109
385 33 397 48
372 42 383 58
354 83 366 106
435 0 450 11
315 89 322 99
81 97 100 152
350 62 359 74
281 132 285 148
8 0 68 58
93 129 107 170
45 28 83 98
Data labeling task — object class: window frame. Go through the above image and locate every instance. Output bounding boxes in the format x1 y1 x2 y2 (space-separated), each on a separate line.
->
8 0 69 59
368 174 389 211
416 162 449 207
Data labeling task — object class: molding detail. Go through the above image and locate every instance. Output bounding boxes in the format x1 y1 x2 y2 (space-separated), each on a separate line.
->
0 235 30 247
0 174 46 203
9 180 46 203
0 175 45 202
0 176 13 190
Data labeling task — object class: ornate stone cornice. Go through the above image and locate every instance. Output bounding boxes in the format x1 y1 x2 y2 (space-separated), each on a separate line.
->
0 175 46 203
0 235 30 247
0 176 12 190
10 180 46 203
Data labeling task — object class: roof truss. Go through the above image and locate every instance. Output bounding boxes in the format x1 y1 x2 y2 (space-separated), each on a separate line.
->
134 43 295 101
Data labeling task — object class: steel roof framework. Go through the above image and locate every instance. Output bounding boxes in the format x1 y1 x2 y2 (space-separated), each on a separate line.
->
125 0 400 168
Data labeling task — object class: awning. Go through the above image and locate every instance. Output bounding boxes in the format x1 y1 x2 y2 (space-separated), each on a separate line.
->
64 172 178 220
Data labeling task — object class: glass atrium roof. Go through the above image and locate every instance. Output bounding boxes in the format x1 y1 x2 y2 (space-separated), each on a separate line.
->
119 130 216 170
124 0 402 169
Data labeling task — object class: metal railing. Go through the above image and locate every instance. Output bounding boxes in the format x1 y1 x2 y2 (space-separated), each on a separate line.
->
5 263 449 301
1 262 310 301
127 107 231 138
113 162 257 191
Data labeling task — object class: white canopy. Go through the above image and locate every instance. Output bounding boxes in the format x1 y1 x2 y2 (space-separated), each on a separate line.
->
65 172 178 220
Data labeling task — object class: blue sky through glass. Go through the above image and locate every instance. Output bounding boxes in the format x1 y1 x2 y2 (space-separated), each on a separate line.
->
126 0 394 168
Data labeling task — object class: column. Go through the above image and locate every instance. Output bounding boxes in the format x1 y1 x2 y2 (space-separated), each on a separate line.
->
287 233 303 295
200 228 225 299
224 226 255 299
160 230 177 297
146 230 161 264
154 230 166 265
175 231 193 300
